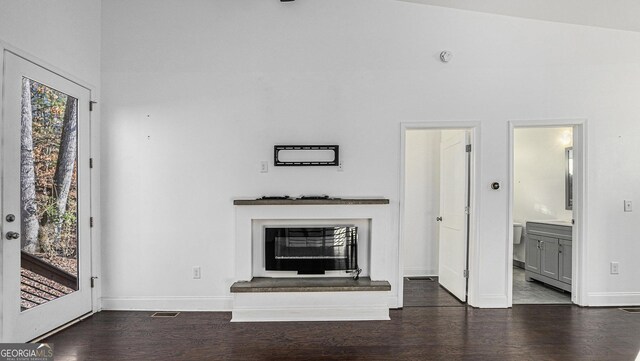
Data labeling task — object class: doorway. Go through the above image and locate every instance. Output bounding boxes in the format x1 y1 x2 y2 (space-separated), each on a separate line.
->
399 124 477 307
509 122 585 306
1 51 93 342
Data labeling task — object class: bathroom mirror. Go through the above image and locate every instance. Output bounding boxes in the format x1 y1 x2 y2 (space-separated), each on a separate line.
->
565 147 573 210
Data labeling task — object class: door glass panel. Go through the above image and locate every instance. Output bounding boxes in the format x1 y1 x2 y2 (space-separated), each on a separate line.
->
20 78 79 311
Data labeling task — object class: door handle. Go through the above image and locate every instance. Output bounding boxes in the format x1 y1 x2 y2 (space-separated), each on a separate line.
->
5 231 20 240
436 217 443 222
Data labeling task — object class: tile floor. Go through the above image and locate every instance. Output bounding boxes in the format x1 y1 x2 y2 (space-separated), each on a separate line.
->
513 266 572 304
404 268 571 306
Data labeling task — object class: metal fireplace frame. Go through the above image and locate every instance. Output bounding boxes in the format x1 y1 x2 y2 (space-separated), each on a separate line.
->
264 226 360 277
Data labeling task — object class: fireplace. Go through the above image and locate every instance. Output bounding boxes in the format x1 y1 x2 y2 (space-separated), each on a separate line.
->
265 226 359 275
233 200 393 321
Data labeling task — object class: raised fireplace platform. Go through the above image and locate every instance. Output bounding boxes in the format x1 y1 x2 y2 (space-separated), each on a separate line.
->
230 277 391 293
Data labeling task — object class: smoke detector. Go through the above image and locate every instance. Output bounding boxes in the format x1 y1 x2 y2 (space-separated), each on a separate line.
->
440 51 453 63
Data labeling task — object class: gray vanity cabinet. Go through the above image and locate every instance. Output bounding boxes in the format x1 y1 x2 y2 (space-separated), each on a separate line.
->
539 236 559 280
558 239 572 284
525 221 572 292
525 235 541 273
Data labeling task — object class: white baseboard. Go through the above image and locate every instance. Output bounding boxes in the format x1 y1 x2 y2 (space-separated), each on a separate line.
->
587 292 640 307
472 292 640 308
403 269 437 277
101 296 233 311
387 295 399 309
474 294 509 308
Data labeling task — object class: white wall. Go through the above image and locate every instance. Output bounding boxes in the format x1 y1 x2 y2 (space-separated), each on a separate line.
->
0 0 102 339
404 130 440 276
513 127 573 262
397 0 640 33
0 0 101 88
101 0 640 308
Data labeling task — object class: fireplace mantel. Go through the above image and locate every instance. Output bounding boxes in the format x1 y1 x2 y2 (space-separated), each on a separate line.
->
233 198 389 206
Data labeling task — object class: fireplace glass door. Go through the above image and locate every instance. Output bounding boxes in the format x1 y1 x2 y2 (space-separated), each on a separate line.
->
265 226 357 274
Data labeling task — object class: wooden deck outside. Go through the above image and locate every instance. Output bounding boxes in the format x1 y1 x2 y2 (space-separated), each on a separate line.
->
20 251 77 310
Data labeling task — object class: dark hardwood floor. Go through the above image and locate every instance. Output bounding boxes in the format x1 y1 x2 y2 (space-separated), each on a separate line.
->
403 276 465 307
44 306 640 360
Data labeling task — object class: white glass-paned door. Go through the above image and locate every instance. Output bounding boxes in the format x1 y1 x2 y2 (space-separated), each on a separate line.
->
2 51 92 342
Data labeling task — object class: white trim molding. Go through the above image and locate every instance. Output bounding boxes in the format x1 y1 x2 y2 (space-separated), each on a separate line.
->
586 292 640 307
476 294 509 308
398 121 481 308
403 269 438 277
507 119 588 307
0 40 100 341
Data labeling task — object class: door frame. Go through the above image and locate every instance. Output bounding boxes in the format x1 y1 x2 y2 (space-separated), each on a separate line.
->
398 121 480 307
0 40 100 341
507 119 587 306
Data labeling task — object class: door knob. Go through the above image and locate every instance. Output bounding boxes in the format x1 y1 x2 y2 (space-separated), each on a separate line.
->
5 231 20 240
436 216 443 222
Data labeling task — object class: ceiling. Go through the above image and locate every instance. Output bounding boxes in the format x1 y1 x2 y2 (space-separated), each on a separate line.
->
395 0 640 33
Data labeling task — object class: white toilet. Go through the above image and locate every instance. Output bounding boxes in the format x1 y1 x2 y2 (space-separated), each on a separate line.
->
513 222 523 244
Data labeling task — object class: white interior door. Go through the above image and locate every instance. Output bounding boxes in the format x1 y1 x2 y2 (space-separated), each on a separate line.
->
437 130 469 302
1 51 92 342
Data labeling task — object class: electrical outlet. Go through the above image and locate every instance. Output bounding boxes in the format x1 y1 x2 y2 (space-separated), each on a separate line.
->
338 161 344 172
260 161 268 173
193 266 201 279
624 200 632 212
610 262 619 275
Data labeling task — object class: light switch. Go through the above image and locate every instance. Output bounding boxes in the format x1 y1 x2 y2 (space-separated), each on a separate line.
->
611 262 619 274
624 200 632 212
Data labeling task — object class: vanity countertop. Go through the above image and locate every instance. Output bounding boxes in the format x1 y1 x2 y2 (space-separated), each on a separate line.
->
526 220 572 240
527 220 572 227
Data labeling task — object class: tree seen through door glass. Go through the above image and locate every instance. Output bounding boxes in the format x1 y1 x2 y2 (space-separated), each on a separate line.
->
20 78 79 311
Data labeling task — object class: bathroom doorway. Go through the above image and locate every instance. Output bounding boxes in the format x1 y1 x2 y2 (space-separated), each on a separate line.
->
509 122 585 306
399 124 478 307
